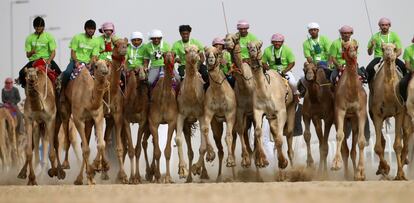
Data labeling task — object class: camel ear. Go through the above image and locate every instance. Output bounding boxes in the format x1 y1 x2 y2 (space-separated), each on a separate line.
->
234 33 240 43
257 40 263 50
124 37 128 43
204 46 209 53
24 67 28 74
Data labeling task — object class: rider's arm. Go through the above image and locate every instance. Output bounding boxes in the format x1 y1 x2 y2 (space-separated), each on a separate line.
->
47 50 56 65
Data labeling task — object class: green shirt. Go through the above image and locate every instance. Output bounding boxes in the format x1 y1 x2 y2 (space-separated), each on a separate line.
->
69 33 99 64
96 35 120 61
239 33 258 59
172 38 204 65
143 41 171 68
262 44 295 72
403 45 414 70
329 38 359 67
126 44 145 70
368 31 402 58
302 35 331 62
25 32 57 61
220 51 232 75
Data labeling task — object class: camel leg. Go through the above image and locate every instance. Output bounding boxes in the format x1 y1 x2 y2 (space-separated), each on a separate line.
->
163 120 176 184
17 119 33 181
224 109 237 181
350 119 359 177
47 117 66 180
354 111 367 181
401 116 411 167
26 121 36 185
142 128 152 181
211 118 224 182
253 110 269 169
193 110 213 177
61 118 71 169
394 113 406 180
270 116 288 170
372 115 389 176
285 104 296 167
341 124 350 180
303 114 314 168
322 118 333 174
33 124 40 170
183 122 194 183
73 119 94 185
175 114 187 179
332 109 346 171
112 114 127 184
39 125 50 177
133 123 146 184
148 118 161 183
237 112 250 168
312 117 323 172
122 121 135 184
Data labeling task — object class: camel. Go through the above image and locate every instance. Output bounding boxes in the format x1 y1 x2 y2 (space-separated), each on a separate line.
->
246 41 294 180
17 66 57 185
175 45 209 183
102 38 130 183
224 33 255 168
192 46 237 182
405 73 414 177
369 43 410 180
59 60 110 185
58 117 82 169
331 40 367 181
147 51 178 183
0 108 16 170
302 62 335 175
122 65 150 184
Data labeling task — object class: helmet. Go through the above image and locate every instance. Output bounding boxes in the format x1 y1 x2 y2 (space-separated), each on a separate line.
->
237 20 249 29
271 33 285 42
130 31 143 40
148 29 163 38
212 37 225 46
307 22 320 30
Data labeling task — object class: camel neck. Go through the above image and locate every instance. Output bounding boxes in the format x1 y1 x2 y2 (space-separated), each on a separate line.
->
230 44 242 70
91 76 108 110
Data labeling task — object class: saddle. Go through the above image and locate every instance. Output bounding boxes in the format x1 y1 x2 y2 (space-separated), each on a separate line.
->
0 103 17 117
32 59 59 85
70 63 93 80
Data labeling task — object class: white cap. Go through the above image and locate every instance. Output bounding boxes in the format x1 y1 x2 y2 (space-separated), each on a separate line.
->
148 29 163 38
130 31 143 40
307 22 320 30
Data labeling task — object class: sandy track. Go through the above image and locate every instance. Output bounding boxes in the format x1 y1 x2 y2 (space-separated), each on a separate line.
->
0 181 413 203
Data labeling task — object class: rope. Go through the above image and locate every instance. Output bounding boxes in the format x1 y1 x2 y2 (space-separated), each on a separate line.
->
43 59 48 101
363 0 374 36
221 1 229 34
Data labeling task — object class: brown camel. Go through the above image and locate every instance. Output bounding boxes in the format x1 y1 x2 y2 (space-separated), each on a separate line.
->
59 60 110 185
122 67 150 184
147 51 178 183
331 40 367 181
369 43 410 180
17 67 57 185
0 108 16 170
176 45 209 183
246 41 293 181
224 33 255 168
405 73 414 177
302 62 335 175
102 38 130 183
192 46 237 182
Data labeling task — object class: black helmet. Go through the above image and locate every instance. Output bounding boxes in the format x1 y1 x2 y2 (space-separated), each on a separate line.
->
84 19 96 29
33 16 45 28
179 25 192 33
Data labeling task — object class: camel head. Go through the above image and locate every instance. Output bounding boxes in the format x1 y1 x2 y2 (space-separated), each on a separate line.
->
341 39 358 63
113 38 128 56
303 62 317 81
382 43 397 62
247 41 262 60
25 68 39 86
163 51 175 73
93 60 110 78
204 46 220 70
224 33 240 51
185 44 200 65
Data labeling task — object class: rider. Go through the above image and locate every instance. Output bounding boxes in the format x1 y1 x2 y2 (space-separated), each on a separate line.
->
143 29 180 86
212 37 235 88
262 33 300 101
366 17 405 83
96 22 119 61
60 19 99 88
236 20 259 62
126 31 146 80
17 16 61 88
399 35 414 101
172 25 205 81
1 77 23 133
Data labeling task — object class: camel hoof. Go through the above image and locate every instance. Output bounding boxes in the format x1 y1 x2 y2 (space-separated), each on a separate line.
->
206 146 216 162
145 169 154 182
394 174 407 181
306 158 315 168
216 175 223 183
178 165 188 179
278 158 288 169
92 160 102 172
163 175 174 184
331 158 342 171
117 171 128 184
57 168 66 180
376 163 390 176
354 169 366 181
48 168 58 178
17 170 27 179
241 156 251 168
27 180 38 186
62 161 70 170
200 168 210 180
226 157 236 167
101 171 110 180
191 163 202 176
185 175 193 183
132 176 142 184
101 160 110 172
74 176 83 185
255 151 269 168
